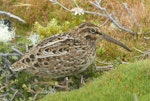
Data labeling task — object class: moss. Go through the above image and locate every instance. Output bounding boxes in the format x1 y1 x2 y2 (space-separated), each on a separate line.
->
33 17 87 38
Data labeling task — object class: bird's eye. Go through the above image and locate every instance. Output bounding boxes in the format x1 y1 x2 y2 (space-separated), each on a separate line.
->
89 29 96 34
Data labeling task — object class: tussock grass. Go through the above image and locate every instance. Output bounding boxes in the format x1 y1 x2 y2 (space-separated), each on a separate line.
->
40 60 150 101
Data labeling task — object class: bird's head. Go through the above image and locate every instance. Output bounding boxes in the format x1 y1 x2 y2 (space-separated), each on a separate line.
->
76 22 131 52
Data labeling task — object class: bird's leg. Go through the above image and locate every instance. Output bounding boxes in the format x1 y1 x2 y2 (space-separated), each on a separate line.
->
95 65 113 72
93 62 97 70
55 77 69 91
26 43 29 52
64 77 69 91
94 62 113 72
80 75 85 86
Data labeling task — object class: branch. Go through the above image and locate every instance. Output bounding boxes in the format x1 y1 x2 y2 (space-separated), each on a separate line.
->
0 47 23 77
141 49 150 57
10 87 26 101
90 1 136 35
84 10 107 17
144 36 150 40
49 0 106 16
50 0 136 35
134 48 150 58
99 18 109 27
0 53 20 57
32 92 40 101
0 84 8 91
11 46 24 56
1 57 12 70
0 11 25 23
0 93 9 98
10 89 18 101
73 0 79 7
50 0 72 12
123 3 140 28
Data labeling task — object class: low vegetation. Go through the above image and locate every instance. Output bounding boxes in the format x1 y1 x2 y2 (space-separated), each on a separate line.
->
0 0 150 100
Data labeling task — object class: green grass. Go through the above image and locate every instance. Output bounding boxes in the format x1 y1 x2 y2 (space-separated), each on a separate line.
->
40 60 150 101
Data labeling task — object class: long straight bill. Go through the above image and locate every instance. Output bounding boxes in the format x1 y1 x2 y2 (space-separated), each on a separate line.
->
102 33 131 52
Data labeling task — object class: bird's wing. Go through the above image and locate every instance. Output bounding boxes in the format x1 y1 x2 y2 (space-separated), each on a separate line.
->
33 34 88 59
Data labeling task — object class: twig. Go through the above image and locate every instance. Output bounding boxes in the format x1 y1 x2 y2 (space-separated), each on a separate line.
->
0 84 8 91
0 53 19 57
50 0 136 35
144 31 150 40
144 31 150 35
50 0 106 17
90 1 136 35
55 77 69 91
123 3 140 28
83 10 107 17
32 92 40 101
133 47 144 53
10 87 26 101
2 57 11 68
134 48 150 58
73 0 79 7
67 0 73 7
99 18 110 27
10 89 18 101
11 46 24 56
0 52 19 81
142 49 150 56
0 11 25 23
0 93 9 98
144 36 150 40
50 0 72 12
55 84 66 89
13 3 33 7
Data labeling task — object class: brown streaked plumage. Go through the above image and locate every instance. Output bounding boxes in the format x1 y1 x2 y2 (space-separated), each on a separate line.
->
10 22 131 78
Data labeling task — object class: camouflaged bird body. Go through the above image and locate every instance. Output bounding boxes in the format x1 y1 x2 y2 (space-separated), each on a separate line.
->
11 33 96 78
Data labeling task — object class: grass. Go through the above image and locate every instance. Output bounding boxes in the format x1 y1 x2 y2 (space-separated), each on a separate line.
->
40 60 150 101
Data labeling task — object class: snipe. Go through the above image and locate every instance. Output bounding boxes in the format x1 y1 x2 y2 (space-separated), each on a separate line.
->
10 22 131 78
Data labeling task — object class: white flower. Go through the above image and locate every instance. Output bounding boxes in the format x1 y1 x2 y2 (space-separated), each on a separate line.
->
28 33 41 45
71 7 84 15
49 0 58 4
0 20 15 43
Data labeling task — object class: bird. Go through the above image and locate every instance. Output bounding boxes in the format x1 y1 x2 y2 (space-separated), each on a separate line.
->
10 22 131 78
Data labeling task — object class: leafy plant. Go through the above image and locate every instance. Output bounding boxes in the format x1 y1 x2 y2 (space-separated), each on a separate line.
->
34 19 71 38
